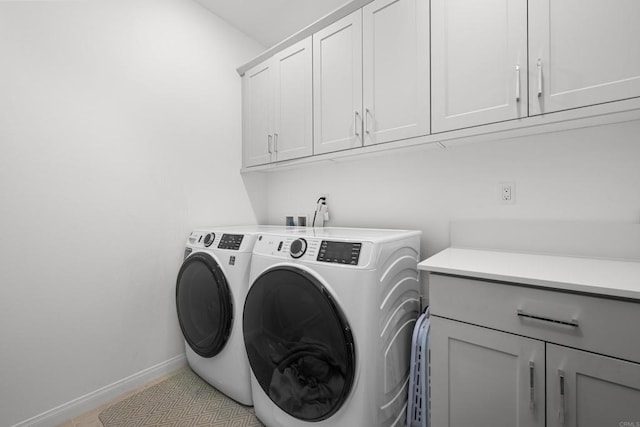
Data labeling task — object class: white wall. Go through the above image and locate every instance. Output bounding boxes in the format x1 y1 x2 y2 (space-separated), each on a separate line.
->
0 1 264 425
2 2 639 425
264 120 640 258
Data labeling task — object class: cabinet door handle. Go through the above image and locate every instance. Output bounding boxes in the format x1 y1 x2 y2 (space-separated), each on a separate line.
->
365 108 371 135
529 361 535 410
267 134 273 154
537 58 543 97
558 370 566 425
517 309 579 327
354 111 361 137
273 132 278 153
515 65 521 102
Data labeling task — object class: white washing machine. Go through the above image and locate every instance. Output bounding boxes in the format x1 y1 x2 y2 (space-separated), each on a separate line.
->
243 227 422 426
176 225 292 405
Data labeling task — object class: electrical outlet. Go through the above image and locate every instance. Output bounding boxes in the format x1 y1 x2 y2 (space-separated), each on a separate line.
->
310 194 329 228
499 182 515 204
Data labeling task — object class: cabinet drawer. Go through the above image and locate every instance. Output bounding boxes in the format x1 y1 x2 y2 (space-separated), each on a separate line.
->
429 274 640 362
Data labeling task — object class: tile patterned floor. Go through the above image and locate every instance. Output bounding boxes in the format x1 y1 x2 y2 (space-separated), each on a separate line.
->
55 371 176 427
97 368 262 427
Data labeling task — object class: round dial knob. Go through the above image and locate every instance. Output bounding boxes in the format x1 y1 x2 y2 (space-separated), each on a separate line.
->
290 238 307 259
203 233 215 247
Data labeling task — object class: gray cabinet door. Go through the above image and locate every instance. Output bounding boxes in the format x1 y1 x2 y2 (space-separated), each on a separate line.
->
362 0 430 145
273 37 313 162
430 316 545 427
243 60 273 167
313 10 363 155
546 343 640 427
529 0 640 115
431 0 527 132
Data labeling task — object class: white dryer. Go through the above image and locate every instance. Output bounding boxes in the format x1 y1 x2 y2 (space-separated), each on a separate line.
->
243 227 421 426
176 225 292 405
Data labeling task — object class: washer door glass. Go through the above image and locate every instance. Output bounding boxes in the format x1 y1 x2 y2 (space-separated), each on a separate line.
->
176 252 232 358
243 266 355 421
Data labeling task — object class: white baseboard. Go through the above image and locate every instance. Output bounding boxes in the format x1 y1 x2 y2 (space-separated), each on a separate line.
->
11 353 186 427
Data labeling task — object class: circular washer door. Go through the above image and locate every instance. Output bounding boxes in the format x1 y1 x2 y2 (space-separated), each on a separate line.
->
243 266 355 421
176 252 233 358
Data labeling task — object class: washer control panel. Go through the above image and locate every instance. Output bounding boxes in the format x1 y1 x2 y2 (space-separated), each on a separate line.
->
290 238 307 258
279 237 321 260
317 241 362 265
255 234 371 267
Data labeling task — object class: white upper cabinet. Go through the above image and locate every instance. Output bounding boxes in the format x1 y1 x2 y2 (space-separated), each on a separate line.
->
243 61 274 167
313 11 363 155
362 0 430 145
273 38 313 162
431 0 527 133
529 0 640 115
240 0 640 169
242 37 312 167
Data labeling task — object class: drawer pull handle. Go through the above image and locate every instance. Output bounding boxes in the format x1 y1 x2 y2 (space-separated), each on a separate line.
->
559 369 566 425
517 310 579 327
529 361 535 410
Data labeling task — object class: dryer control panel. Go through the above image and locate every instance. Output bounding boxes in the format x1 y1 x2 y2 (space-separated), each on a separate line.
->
218 234 244 250
187 230 249 252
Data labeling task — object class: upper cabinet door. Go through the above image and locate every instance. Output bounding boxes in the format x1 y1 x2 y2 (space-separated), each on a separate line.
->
431 0 527 133
243 61 273 167
362 0 430 146
273 37 313 162
529 0 640 115
313 11 363 155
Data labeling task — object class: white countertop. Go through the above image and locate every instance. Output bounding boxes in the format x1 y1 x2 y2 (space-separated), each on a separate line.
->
418 248 640 300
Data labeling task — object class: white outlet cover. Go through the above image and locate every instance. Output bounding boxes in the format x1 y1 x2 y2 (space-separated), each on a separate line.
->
498 182 516 204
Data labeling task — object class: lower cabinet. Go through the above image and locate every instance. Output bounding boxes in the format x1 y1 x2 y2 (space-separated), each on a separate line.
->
546 344 640 427
430 317 545 427
431 316 640 427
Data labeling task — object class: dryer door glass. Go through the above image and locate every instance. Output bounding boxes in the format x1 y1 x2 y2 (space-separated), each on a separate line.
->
243 266 355 421
176 252 232 358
